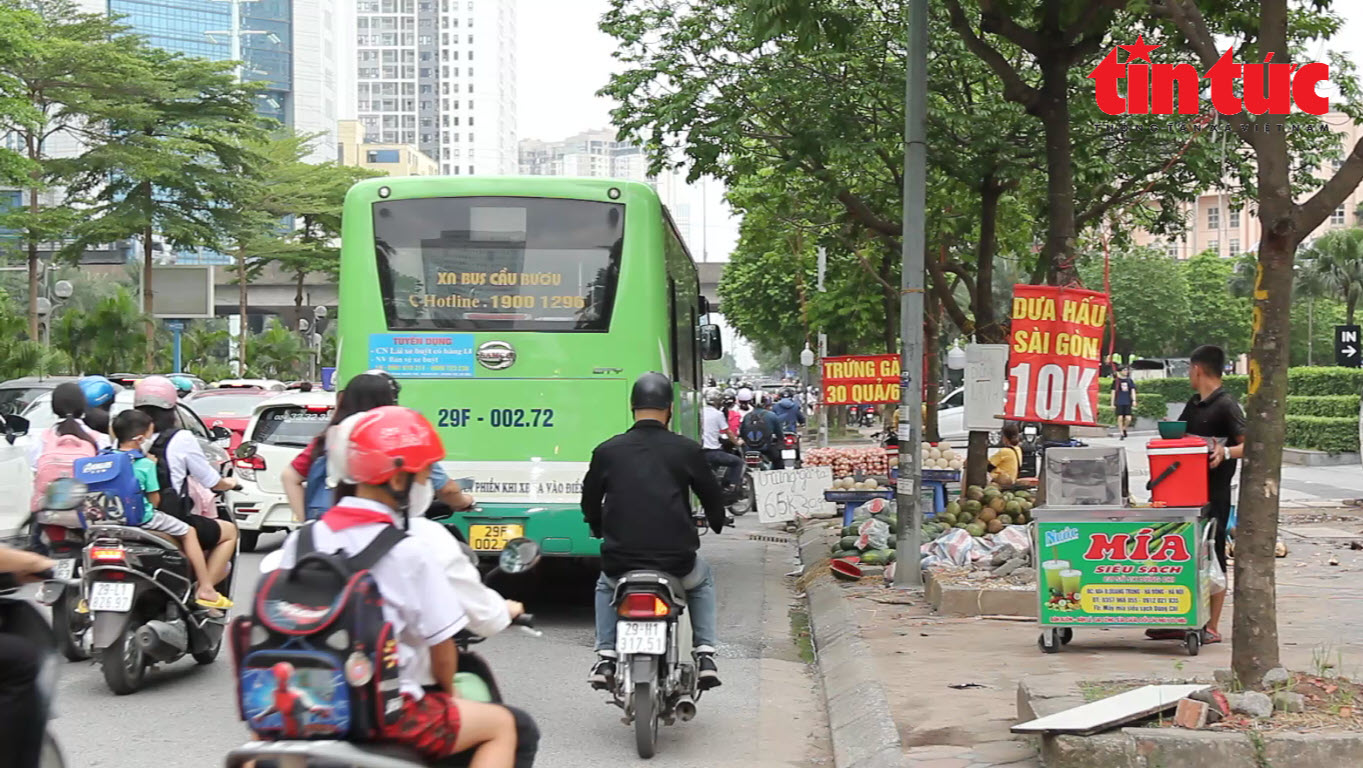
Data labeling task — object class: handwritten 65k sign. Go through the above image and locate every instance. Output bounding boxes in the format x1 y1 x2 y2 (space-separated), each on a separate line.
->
1089 35 1330 116
1004 285 1109 427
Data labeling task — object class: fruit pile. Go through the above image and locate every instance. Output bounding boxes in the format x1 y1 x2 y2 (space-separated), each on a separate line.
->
829 510 900 565
828 476 889 492
805 447 891 477
920 442 962 471
928 482 1035 538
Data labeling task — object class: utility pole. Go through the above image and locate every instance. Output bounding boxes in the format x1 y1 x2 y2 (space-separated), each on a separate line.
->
894 0 928 588
817 246 828 448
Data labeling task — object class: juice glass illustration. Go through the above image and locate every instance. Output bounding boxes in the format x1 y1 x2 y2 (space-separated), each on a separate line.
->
1042 560 1069 593
1060 568 1082 596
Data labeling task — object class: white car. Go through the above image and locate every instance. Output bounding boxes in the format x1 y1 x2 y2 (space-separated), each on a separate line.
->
213 378 287 392
228 390 336 551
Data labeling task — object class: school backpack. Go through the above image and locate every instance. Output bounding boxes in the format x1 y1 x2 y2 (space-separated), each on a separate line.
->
740 410 773 449
148 429 216 520
31 427 98 512
302 440 331 521
71 449 151 526
230 522 406 742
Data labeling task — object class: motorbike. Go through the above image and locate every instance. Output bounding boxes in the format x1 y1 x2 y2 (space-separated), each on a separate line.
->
222 538 543 768
80 488 237 695
1 480 80 766
709 445 753 517
780 432 801 468
604 531 712 759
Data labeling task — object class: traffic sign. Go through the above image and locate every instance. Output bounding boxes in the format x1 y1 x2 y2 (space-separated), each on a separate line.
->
1335 325 1361 367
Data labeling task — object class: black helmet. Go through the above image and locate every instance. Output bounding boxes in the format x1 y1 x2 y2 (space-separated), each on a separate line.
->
780 387 795 398
365 369 401 398
630 372 673 411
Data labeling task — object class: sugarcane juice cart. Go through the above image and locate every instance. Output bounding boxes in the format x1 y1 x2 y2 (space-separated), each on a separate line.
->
1032 443 1215 657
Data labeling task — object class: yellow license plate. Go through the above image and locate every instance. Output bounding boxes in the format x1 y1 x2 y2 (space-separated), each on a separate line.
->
468 524 524 552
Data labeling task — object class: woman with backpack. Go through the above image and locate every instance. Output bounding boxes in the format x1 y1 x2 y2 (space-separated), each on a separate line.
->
133 376 240 590
28 382 111 506
281 373 397 524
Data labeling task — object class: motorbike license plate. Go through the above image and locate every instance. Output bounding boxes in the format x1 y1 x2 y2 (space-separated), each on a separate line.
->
617 621 667 655
88 582 135 612
52 558 76 580
468 524 524 552
782 449 797 461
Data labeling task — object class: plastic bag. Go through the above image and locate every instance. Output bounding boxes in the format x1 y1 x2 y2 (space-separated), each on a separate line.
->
922 528 975 566
1205 553 1228 595
995 525 1031 553
853 498 889 521
856 518 890 551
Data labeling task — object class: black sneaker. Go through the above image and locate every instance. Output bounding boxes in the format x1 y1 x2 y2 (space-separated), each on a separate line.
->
588 655 616 690
697 653 722 691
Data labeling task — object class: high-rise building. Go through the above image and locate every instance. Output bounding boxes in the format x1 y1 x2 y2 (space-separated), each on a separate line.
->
78 0 353 163
518 130 698 248
355 0 518 176
338 120 439 177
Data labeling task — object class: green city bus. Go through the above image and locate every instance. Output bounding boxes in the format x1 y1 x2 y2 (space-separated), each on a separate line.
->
337 176 722 557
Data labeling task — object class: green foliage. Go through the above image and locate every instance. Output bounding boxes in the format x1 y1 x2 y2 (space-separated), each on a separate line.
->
1299 229 1363 324
1081 247 1190 357
1284 416 1359 454
1285 395 1360 419
1285 367 1363 397
1181 252 1253 359
49 287 151 373
244 319 308 380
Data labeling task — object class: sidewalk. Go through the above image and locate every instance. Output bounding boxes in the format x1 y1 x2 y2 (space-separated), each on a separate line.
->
800 515 1363 768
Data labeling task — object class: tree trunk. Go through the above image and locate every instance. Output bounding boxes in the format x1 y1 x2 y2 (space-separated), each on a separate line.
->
26 131 40 342
881 241 897 354
238 246 249 375
924 289 941 443
1231 0 1293 689
1347 293 1356 327
968 175 1010 486
142 223 155 370
295 269 306 329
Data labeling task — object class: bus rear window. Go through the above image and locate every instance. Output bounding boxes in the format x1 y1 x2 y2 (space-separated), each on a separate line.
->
373 197 624 332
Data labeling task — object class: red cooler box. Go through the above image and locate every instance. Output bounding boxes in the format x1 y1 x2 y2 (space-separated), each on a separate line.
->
1146 436 1209 507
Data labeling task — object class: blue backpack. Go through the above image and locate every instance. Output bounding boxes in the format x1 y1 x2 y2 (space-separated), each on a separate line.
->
302 443 331 521
72 449 151 526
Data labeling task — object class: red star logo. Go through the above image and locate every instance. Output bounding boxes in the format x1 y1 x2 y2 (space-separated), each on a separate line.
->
1118 35 1161 63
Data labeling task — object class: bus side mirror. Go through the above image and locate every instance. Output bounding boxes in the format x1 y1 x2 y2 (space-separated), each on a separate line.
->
698 296 710 317
699 324 723 361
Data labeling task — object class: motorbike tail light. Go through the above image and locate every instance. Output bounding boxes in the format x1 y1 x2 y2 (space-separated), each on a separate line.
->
784 434 797 447
234 454 266 482
90 547 126 562
44 525 66 542
618 593 671 618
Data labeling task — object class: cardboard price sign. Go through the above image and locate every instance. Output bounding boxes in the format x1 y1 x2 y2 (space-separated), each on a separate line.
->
822 354 900 405
1004 285 1109 426
754 467 835 524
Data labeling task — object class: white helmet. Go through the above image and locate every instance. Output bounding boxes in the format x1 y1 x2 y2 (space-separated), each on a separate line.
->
736 387 753 402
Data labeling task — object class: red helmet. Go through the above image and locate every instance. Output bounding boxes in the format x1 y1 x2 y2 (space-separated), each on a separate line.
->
345 406 445 485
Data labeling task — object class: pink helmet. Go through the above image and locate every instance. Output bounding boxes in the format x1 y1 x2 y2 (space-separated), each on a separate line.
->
133 376 178 410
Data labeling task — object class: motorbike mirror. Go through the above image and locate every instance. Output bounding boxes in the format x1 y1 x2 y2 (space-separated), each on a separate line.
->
43 478 88 511
210 425 233 442
235 441 258 460
497 538 541 574
455 476 474 492
3 414 28 444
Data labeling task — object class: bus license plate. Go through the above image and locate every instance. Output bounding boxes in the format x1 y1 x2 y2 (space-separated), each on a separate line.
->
88 582 135 612
617 621 667 655
52 558 75 580
469 524 524 552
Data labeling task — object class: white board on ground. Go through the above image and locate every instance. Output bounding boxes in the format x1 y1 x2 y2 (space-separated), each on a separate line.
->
1011 684 1209 736
754 467 835 524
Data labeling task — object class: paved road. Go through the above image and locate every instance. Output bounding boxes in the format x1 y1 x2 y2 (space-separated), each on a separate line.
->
48 516 829 768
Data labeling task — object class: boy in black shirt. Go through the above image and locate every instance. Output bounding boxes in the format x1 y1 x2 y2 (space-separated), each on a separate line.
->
1147 344 1244 644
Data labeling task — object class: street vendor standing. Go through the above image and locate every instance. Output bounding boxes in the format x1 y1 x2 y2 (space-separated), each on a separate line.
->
1147 344 1243 646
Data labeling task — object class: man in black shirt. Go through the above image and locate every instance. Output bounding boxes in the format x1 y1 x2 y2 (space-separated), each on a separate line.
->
581 372 727 691
1148 344 1244 645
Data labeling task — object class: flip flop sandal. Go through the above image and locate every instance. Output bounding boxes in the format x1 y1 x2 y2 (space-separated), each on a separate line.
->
1201 629 1222 644
196 594 234 610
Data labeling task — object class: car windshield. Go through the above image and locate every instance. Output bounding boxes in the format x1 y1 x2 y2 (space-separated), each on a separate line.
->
189 394 267 418
22 398 134 433
251 405 332 447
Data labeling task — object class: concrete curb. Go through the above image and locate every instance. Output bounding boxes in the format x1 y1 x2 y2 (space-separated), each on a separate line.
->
1017 677 1363 768
798 523 906 768
1282 448 1361 467
925 570 1037 617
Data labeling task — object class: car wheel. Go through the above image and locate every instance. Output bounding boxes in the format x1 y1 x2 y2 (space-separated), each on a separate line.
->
238 530 260 553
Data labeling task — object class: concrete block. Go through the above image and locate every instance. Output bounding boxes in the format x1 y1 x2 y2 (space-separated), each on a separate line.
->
1272 691 1305 713
1128 728 1257 767
1040 733 1138 768
1282 447 1361 466
1173 698 1209 729
1263 732 1363 765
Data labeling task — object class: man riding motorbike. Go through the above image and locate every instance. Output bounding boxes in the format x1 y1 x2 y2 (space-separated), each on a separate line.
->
742 394 786 470
581 372 727 691
701 388 744 500
771 387 806 434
